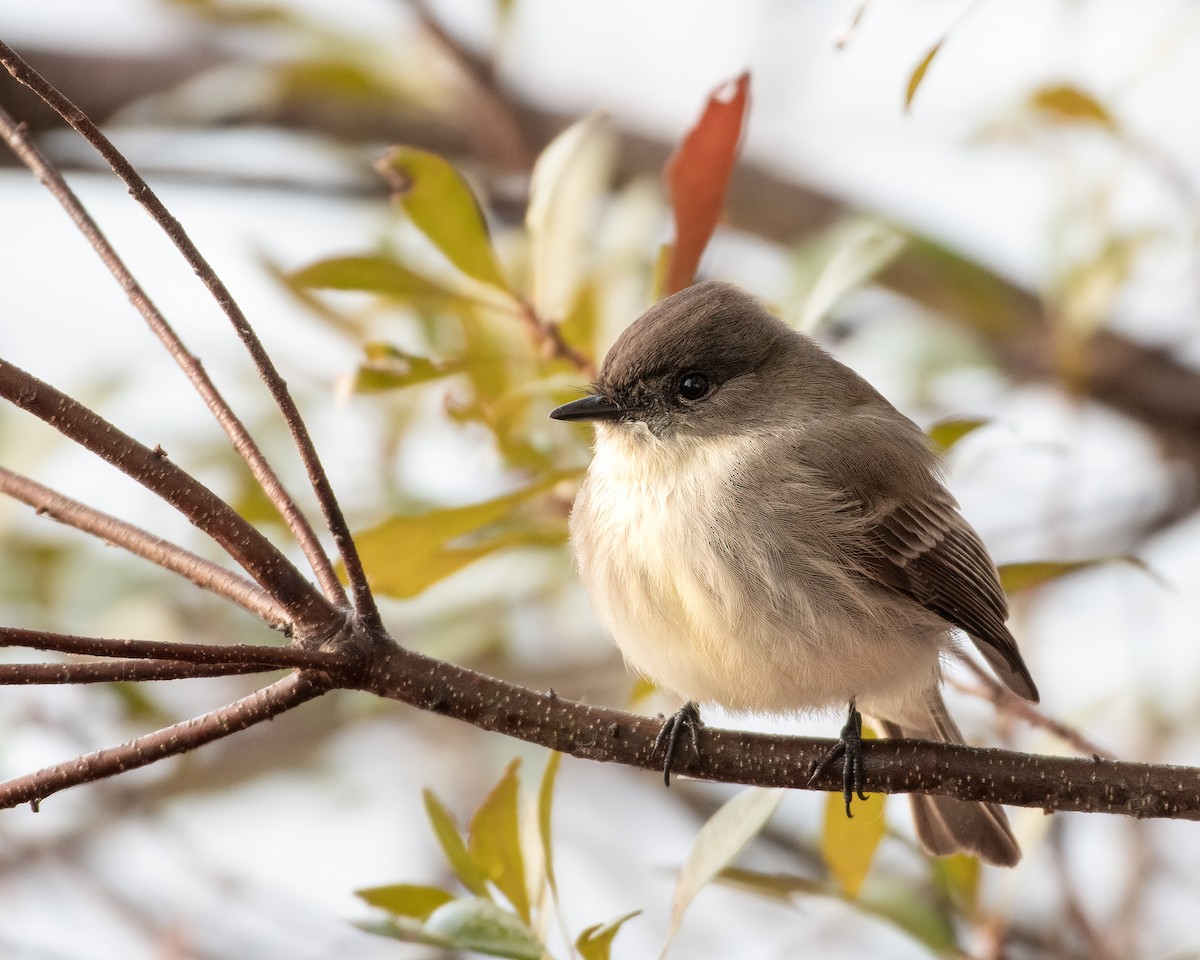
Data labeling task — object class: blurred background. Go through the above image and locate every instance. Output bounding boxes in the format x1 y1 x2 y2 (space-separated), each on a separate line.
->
3 0 1200 957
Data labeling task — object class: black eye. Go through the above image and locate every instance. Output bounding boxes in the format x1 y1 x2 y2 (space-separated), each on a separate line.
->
678 373 710 401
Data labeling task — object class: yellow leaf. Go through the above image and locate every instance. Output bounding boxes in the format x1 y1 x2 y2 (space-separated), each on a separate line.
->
1029 84 1115 129
904 39 943 113
537 752 562 899
468 759 530 923
287 254 458 302
576 910 642 960
821 726 886 898
378 146 511 291
927 417 990 452
422 789 491 897
356 883 455 919
998 555 1152 594
352 471 575 598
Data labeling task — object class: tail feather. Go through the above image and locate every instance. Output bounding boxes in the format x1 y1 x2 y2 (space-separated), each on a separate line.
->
876 693 1020 867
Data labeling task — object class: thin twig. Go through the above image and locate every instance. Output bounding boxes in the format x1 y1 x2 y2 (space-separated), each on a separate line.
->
0 358 337 635
954 657 1116 759
0 660 277 684
0 672 324 809
0 93 345 612
0 627 355 669
0 466 290 627
0 42 379 629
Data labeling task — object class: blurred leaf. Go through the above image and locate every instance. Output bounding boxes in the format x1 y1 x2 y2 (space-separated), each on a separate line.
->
469 759 531 923
822 788 886 897
555 281 599 366
860 883 958 954
357 883 455 920
793 219 907 332
353 471 576 598
928 417 990 452
352 342 463 394
904 39 943 112
628 676 659 706
663 72 750 296
526 112 613 320
576 910 641 960
537 752 562 899
716 866 824 901
166 0 293 25
932 853 980 915
379 146 511 291
422 898 545 959
661 787 784 957
423 789 491 897
998 555 1150 594
1054 231 1154 344
288 254 459 303
1029 84 1115 129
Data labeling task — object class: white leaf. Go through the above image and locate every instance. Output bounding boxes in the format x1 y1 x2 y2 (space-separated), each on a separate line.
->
525 112 614 322
660 787 784 958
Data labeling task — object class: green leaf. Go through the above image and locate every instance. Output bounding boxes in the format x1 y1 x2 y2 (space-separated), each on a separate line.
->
998 555 1151 594
526 112 613 320
468 759 530 923
352 342 462 394
288 254 459 303
1029 84 1115 129
356 883 455 920
661 787 784 957
715 866 824 901
422 789 491 897
575 910 642 960
928 417 990 452
352 471 576 598
422 898 545 960
904 39 943 112
554 282 599 366
378 146 510 291
822 790 886 898
537 752 562 900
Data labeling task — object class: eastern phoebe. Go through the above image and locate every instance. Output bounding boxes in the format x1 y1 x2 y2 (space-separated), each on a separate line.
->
550 281 1038 867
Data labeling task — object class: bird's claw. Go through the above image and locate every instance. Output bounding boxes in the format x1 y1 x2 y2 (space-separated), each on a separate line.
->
653 701 702 787
808 701 868 817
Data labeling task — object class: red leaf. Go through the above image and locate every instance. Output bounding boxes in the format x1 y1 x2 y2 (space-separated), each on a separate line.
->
663 72 750 297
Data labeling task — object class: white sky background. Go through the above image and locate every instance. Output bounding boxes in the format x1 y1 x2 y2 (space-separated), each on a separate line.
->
3 1 1200 958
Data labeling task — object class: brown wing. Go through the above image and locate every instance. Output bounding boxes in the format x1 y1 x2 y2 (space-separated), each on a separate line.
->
798 414 1039 703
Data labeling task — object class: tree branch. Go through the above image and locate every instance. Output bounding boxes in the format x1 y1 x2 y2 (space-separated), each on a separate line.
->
0 358 337 635
0 465 290 627
0 627 354 670
0 41 380 630
356 643 1200 822
0 672 325 810
0 659 277 684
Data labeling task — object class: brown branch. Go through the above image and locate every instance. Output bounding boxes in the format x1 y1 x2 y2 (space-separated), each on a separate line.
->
0 659 276 684
0 465 290 627
0 358 337 635
0 627 355 670
0 41 379 630
355 643 1200 822
0 672 325 809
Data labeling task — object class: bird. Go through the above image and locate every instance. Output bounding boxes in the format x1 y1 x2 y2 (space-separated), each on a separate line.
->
549 280 1038 866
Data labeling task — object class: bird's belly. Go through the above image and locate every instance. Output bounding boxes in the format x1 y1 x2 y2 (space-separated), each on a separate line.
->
574 438 941 715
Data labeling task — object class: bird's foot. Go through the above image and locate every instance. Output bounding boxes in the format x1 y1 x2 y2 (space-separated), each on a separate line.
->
808 700 868 817
653 701 702 787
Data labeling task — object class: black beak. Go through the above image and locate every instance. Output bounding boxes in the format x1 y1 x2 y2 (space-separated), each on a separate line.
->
549 393 628 422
